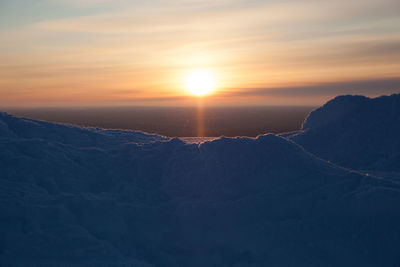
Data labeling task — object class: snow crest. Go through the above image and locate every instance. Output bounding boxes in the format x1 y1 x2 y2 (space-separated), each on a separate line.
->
289 94 400 171
1 97 400 266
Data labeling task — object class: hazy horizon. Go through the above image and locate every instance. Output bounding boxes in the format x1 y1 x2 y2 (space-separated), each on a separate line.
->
2 105 315 137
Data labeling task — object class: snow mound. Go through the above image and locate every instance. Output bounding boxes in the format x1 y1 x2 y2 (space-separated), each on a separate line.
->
288 94 400 171
0 112 167 147
1 108 400 266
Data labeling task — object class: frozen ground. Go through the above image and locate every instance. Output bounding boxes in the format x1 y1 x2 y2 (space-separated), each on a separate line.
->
1 94 400 266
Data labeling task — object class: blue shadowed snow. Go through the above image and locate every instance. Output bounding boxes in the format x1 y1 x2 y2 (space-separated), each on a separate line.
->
288 94 400 171
1 95 400 266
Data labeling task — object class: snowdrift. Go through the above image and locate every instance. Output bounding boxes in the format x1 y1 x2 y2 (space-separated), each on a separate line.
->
288 94 400 171
1 95 400 266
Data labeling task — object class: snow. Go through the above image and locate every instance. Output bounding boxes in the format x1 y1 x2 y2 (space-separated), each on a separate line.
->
180 137 218 144
1 95 400 266
288 94 400 171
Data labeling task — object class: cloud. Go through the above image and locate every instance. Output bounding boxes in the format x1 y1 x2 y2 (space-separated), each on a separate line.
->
44 0 132 8
1 0 400 106
31 0 400 34
232 77 400 97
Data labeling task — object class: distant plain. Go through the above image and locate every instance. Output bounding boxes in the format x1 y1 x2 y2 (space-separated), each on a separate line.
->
3 106 315 137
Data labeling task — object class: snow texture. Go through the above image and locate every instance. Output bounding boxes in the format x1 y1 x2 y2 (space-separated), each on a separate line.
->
1 95 400 266
288 94 400 171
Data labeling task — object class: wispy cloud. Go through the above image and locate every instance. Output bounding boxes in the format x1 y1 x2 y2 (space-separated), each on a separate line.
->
231 77 400 97
1 0 400 106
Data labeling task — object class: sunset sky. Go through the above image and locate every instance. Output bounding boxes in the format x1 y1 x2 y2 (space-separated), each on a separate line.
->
1 0 399 107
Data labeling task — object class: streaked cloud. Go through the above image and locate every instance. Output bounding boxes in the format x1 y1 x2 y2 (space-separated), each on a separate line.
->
0 0 399 106
232 77 400 97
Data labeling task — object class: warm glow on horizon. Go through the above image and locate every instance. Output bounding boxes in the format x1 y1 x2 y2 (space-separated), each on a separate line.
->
184 69 217 97
0 0 399 107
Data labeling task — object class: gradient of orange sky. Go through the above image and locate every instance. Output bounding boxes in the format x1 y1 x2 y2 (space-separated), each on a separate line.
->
0 0 400 107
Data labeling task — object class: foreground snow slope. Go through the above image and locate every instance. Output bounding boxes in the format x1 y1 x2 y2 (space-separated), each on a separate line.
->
288 94 400 171
1 99 400 266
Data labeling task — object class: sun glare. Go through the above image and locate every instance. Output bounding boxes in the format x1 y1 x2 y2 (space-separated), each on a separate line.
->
184 69 217 96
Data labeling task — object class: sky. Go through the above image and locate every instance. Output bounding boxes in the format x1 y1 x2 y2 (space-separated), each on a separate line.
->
0 0 400 107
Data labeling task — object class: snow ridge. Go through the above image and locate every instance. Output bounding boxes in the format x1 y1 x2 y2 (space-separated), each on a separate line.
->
1 95 400 266
289 94 400 171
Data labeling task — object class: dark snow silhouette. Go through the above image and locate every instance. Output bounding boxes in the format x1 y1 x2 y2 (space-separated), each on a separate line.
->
287 94 400 171
1 94 400 266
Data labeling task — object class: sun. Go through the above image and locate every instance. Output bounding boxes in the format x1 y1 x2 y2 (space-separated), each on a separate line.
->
184 69 217 96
